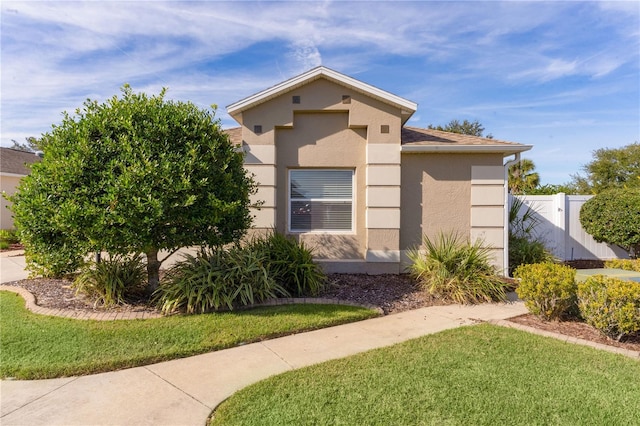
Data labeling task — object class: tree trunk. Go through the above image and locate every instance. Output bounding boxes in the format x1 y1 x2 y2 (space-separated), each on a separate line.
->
146 249 161 295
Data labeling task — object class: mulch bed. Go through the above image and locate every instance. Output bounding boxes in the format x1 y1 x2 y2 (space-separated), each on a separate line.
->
508 314 640 352
2 273 639 354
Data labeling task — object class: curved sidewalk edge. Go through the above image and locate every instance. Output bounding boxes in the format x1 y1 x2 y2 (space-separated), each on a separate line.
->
0 285 383 321
489 319 640 360
0 302 527 426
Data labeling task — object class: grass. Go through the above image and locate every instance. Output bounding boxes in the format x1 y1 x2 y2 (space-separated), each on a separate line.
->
0 291 378 380
211 324 640 426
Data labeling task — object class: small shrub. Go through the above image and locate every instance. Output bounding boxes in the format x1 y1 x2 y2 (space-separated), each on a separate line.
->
514 263 577 320
509 236 555 276
0 229 19 244
73 254 147 307
508 197 554 274
407 232 508 304
0 241 9 250
249 231 326 296
155 247 289 314
23 242 86 278
604 259 640 272
578 275 640 341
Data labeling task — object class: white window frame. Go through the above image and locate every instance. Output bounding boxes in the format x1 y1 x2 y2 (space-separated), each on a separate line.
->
288 169 355 234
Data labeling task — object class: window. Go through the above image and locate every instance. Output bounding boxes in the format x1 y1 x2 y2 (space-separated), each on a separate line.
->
289 169 354 232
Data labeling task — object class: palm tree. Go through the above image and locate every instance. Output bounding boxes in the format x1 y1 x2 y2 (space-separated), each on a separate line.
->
509 159 540 194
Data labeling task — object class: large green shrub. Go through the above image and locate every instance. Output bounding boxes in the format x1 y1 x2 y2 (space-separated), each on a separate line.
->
249 231 325 296
580 188 640 258
73 255 147 307
514 263 577 320
577 275 640 341
604 259 640 272
407 232 508 304
155 247 288 314
10 86 256 287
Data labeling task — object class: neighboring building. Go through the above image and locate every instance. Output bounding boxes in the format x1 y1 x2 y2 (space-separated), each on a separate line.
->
0 148 41 230
226 67 532 275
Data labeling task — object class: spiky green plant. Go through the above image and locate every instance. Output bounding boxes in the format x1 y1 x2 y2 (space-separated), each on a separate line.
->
73 254 146 307
248 230 326 296
155 247 289 314
508 197 555 274
407 232 508 304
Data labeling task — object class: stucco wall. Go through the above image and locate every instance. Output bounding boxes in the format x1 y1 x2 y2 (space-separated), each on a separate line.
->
276 112 367 259
239 77 404 271
1 175 22 230
400 153 506 270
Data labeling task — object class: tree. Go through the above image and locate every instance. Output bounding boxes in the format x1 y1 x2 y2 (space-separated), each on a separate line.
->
428 119 493 138
9 136 43 153
10 85 257 291
579 188 640 258
526 183 578 195
508 158 540 194
571 143 640 194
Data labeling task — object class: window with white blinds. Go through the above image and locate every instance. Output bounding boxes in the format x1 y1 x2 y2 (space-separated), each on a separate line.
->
289 169 354 232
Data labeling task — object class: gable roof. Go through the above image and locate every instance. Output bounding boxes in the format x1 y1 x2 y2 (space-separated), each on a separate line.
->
0 147 41 176
401 127 532 155
224 126 242 145
227 66 418 125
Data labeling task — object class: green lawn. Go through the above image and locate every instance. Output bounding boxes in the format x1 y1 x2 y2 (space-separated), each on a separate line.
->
0 291 378 380
211 324 640 426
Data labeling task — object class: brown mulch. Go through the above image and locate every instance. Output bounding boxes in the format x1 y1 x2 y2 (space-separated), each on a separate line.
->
563 259 605 269
508 314 640 352
3 273 639 354
2 277 158 314
0 243 24 252
2 274 444 315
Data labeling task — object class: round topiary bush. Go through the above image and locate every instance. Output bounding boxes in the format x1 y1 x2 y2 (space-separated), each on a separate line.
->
577 275 640 341
580 188 640 259
514 263 577 320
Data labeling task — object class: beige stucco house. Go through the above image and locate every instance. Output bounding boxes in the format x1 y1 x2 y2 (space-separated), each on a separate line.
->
226 67 531 275
0 148 41 230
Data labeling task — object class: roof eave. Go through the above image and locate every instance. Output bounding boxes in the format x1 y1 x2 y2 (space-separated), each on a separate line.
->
401 144 533 155
227 66 418 117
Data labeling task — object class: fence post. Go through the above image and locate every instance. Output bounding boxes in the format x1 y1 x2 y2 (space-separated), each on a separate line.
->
552 193 567 260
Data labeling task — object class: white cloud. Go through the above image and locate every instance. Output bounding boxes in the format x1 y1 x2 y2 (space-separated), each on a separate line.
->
1 0 638 187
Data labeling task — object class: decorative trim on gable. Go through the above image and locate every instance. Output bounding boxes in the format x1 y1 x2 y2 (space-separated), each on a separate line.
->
227 66 417 123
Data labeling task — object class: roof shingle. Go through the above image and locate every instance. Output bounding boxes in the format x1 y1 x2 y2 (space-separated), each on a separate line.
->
402 127 522 147
0 148 41 176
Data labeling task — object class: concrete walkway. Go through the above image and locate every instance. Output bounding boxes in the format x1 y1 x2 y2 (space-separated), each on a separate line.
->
0 252 533 425
0 302 528 425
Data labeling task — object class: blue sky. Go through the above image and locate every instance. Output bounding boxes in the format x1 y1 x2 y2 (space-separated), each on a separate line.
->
1 1 638 185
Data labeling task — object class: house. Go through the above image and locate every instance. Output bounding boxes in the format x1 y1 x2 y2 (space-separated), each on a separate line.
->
0 147 41 230
226 66 531 275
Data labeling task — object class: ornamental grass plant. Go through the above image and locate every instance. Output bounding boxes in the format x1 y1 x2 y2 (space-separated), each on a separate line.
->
407 232 508 304
248 230 326 296
155 246 288 314
73 254 147 307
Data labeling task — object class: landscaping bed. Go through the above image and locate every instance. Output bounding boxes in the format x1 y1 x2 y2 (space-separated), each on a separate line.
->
508 314 640 352
4 273 639 354
2 273 449 315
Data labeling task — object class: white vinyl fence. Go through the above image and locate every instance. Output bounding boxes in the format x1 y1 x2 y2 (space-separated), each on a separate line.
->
510 193 628 261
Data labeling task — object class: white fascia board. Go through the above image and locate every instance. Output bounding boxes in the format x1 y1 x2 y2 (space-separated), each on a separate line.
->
401 144 533 155
0 172 27 178
227 66 418 115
